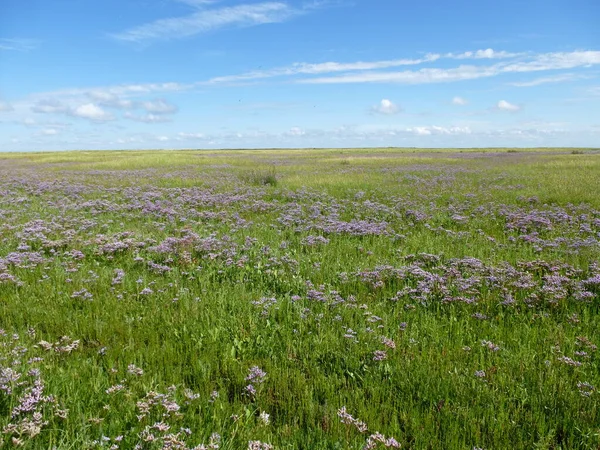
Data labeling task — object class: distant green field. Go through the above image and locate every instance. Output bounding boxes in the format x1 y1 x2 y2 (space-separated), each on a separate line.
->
0 148 599 449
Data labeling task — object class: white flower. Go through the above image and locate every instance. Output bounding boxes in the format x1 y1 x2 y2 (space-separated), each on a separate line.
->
259 411 270 425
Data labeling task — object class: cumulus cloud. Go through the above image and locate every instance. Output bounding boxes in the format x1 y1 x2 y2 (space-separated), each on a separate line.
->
32 99 114 122
40 128 58 136
411 127 432 136
497 100 521 112
70 103 115 122
452 96 468 105
371 99 400 115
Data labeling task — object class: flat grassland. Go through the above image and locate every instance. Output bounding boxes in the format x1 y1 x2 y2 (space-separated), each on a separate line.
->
0 148 599 449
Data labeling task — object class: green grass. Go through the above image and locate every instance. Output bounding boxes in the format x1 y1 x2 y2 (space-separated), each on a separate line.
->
0 147 599 449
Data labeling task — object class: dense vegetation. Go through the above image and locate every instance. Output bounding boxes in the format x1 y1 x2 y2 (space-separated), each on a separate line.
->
0 148 599 449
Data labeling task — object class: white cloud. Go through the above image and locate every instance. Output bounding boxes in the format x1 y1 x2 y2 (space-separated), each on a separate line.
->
116 137 143 144
411 127 431 136
287 127 305 136
178 132 205 139
31 98 113 122
156 136 170 141
203 48 521 85
300 65 495 84
124 112 172 123
111 2 301 43
177 0 219 6
298 50 600 85
510 73 590 87
88 91 136 109
407 125 472 136
371 99 400 115
0 38 39 51
142 99 178 114
497 100 521 112
452 96 468 105
206 54 441 84
32 92 178 120
32 99 70 114
7 120 600 151
70 103 115 122
0 101 14 112
40 128 58 136
447 48 522 59
30 83 191 103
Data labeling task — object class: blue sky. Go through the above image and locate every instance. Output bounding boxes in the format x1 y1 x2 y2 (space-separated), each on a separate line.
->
1 0 599 150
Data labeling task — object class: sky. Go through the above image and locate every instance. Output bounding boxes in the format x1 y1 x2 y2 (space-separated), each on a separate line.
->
0 0 599 151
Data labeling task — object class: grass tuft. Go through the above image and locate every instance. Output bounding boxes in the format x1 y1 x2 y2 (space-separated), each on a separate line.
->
241 167 278 186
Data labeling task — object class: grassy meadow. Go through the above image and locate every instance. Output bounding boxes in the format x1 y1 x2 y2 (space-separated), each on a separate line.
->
0 147 599 449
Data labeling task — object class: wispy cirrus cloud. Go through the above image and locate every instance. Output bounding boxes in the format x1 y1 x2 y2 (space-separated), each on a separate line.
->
142 98 178 114
406 125 472 136
205 53 441 84
297 50 600 84
31 99 71 114
39 128 59 136
0 101 14 112
124 112 173 123
178 132 205 139
111 2 302 43
0 38 40 51
176 0 219 6
509 73 592 87
446 48 523 59
88 91 136 109
204 49 599 86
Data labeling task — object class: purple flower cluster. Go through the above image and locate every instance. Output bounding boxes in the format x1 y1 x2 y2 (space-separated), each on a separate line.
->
0 331 69 445
244 366 267 399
